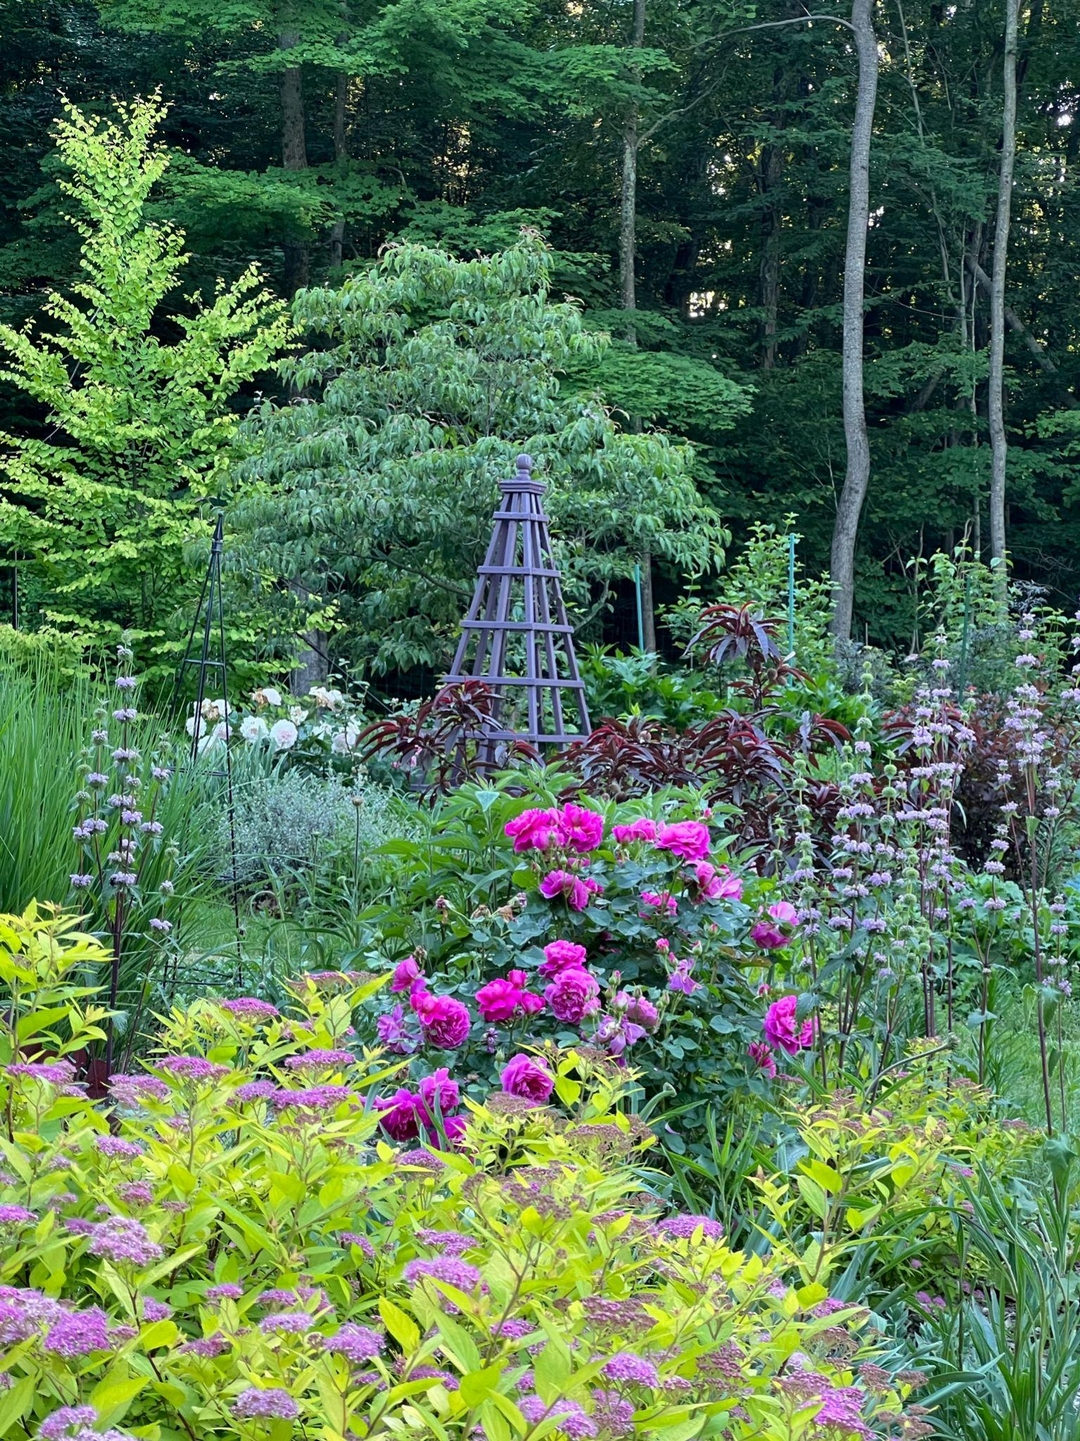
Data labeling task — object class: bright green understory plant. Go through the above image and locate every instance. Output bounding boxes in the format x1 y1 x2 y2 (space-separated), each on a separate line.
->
0 906 928 1441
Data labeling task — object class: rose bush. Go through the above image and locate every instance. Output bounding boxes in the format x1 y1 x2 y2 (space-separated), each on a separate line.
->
353 789 815 1157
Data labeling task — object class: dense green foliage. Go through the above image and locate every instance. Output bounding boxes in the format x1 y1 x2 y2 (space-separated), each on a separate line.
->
234 236 736 673
3 0 1080 655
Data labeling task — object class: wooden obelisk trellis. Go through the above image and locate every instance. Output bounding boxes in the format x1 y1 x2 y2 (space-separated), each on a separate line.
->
445 454 590 767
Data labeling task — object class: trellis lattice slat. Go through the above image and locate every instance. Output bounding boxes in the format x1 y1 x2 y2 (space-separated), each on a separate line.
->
445 454 590 762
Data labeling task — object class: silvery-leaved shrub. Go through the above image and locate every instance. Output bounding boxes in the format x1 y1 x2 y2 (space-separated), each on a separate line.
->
217 768 409 891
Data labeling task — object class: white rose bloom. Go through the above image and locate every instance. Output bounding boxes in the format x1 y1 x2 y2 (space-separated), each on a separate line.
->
185 713 198 737
240 715 269 744
270 719 299 750
262 686 283 708
289 705 306 725
345 719 360 746
213 698 231 719
331 730 349 754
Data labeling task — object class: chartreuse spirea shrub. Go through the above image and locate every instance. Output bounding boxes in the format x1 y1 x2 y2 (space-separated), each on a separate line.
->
753 1057 1034 1299
0 908 927 1441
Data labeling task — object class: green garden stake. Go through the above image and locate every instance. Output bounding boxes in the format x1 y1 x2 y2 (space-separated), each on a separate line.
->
787 534 796 659
957 571 972 696
634 563 645 652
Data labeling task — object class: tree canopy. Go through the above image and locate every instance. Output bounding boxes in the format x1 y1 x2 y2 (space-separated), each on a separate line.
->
1 0 1078 660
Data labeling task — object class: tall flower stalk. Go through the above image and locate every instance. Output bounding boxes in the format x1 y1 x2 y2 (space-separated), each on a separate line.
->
70 646 179 1076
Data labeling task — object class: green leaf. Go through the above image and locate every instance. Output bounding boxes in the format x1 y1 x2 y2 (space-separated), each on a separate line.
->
379 1297 421 1355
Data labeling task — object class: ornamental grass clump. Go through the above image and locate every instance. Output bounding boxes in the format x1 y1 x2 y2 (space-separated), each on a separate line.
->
0 906 926 1440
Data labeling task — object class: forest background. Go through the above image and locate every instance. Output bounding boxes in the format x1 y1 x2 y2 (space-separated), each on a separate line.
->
2 0 1078 689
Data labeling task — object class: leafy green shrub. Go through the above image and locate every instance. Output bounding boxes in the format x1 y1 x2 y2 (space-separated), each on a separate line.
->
0 908 926 1441
914 1170 1080 1441
354 779 786 1158
752 1062 1034 1299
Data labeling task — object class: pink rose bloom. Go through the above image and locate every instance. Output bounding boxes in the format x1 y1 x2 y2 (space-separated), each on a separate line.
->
440 1114 468 1144
505 808 563 853
417 1068 460 1125
596 1013 645 1057
655 820 711 862
544 967 601 1024
539 870 591 911
640 890 677 917
751 901 800 950
621 994 660 1032
414 994 472 1049
376 1004 418 1055
501 1053 555 1104
391 956 422 992
612 818 657 844
747 1041 777 1079
375 1088 421 1140
558 803 604 854
692 862 743 902
476 977 524 1023
667 957 698 995
505 968 545 1013
407 976 431 1012
763 995 816 1054
539 940 587 977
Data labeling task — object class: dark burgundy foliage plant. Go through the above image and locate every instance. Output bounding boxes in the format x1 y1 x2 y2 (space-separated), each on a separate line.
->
359 681 539 797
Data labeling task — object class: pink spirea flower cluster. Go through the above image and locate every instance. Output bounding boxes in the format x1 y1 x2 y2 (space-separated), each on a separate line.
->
219 997 280 1021
283 1049 354 1072
85 1215 163 1267
272 1084 354 1114
656 1212 723 1241
402 1256 483 1292
154 1056 229 1083
324 1323 384 1363
232 1388 299 1420
8 1060 76 1085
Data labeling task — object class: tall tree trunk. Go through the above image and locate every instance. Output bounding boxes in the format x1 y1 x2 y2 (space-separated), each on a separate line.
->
618 0 656 653
619 0 646 337
329 62 349 270
279 29 309 296
988 0 1019 567
827 0 880 641
758 142 783 369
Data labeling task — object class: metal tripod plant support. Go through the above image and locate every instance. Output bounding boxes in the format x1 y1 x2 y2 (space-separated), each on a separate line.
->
445 454 590 767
